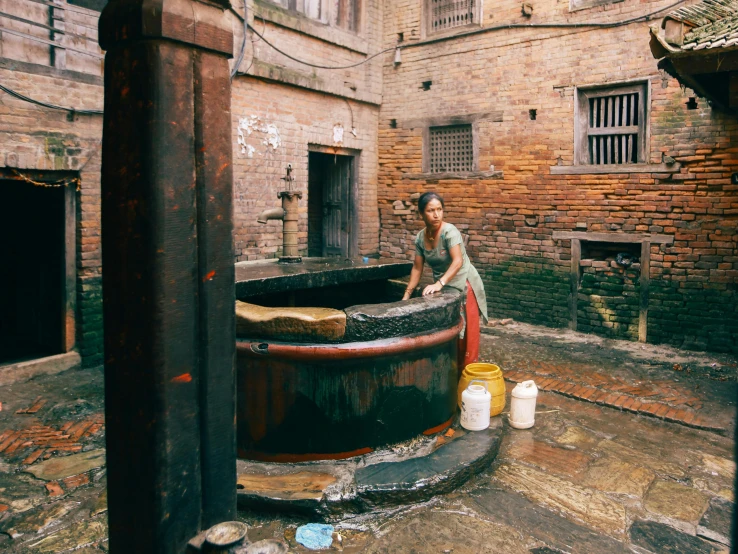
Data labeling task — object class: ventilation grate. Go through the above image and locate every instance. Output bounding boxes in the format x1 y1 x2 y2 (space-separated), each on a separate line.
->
431 0 476 32
588 93 639 165
429 125 473 173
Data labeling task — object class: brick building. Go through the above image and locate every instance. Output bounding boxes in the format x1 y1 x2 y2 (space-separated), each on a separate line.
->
1 0 736 379
379 0 738 353
0 0 105 375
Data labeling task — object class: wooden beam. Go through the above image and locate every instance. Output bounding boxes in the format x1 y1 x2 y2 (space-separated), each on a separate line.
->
569 239 581 331
639 241 651 343
552 231 674 244
550 162 679 175
670 48 738 75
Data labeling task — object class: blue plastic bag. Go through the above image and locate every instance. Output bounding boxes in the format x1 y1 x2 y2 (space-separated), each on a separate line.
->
295 523 334 550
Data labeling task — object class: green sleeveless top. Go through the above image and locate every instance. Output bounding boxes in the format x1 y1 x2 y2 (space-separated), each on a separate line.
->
414 223 488 322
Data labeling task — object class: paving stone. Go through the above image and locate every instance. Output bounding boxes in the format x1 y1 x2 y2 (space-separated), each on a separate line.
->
630 520 721 553
506 439 591 478
361 511 532 554
89 489 107 518
23 519 107 553
595 440 685 477
355 419 503 505
236 471 337 501
1 501 78 538
494 462 627 536
701 453 736 479
25 449 105 481
469 486 632 554
0 472 46 513
580 457 655 497
697 496 733 546
554 426 600 449
644 480 710 523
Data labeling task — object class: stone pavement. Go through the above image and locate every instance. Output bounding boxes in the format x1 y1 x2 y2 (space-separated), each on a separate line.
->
0 322 735 552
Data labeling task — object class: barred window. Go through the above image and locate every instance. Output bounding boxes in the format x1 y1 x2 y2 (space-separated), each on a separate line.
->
429 125 474 173
427 0 479 35
576 84 647 166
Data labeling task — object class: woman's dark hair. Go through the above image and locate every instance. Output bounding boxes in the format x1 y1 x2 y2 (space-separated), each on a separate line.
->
417 192 444 212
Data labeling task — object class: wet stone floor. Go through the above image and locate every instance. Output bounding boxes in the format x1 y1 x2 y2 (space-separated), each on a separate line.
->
0 323 736 553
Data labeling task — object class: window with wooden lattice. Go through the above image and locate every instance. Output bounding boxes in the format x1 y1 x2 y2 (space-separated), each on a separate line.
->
428 125 475 174
575 83 647 166
426 0 480 35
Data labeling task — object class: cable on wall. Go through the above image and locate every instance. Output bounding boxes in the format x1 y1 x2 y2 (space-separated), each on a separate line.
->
0 83 103 115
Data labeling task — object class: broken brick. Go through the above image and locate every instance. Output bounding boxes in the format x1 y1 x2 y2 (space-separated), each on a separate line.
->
63 473 90 490
45 481 64 497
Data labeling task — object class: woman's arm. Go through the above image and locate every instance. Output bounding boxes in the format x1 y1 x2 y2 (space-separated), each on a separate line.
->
402 254 425 300
422 244 463 296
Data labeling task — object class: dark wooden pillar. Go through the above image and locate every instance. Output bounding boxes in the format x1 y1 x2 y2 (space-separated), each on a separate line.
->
98 1 235 552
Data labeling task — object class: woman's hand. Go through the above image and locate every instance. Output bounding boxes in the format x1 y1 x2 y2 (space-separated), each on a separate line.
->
422 282 443 296
402 291 411 301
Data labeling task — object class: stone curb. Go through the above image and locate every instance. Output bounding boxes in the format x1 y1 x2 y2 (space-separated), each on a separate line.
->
504 372 726 434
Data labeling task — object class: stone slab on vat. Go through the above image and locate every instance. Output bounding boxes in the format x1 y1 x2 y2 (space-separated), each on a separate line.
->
235 257 412 298
235 419 504 518
235 301 346 342
345 289 461 342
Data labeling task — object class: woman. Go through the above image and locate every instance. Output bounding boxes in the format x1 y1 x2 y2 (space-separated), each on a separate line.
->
402 192 488 368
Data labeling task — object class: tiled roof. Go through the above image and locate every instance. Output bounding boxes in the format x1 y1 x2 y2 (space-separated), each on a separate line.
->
660 0 738 51
666 0 738 27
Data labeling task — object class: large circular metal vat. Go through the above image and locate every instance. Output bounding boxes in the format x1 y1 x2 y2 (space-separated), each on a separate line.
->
237 322 461 462
235 258 463 462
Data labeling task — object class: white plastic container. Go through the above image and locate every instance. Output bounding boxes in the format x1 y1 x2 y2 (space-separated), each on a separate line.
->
460 380 491 431
509 380 538 429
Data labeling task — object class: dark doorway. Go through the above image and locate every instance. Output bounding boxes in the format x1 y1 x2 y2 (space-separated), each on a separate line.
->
0 180 66 364
307 152 355 258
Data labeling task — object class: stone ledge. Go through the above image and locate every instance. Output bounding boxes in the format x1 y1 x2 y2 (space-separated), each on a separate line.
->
236 418 504 518
504 370 726 434
403 170 504 181
550 163 681 175
0 352 81 387
253 0 369 54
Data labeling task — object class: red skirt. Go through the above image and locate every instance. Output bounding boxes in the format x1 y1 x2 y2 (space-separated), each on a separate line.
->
457 281 480 375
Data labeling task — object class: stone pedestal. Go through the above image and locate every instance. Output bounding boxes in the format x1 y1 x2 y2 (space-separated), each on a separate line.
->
98 1 235 551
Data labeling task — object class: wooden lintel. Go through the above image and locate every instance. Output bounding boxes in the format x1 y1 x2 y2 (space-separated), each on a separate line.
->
669 47 738 75
403 170 503 180
550 162 680 175
569 239 581 331
552 231 674 245
400 111 504 129
639 241 651 343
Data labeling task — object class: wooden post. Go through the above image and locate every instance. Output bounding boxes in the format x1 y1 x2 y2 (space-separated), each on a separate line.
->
569 239 581 331
98 1 235 552
639 241 650 343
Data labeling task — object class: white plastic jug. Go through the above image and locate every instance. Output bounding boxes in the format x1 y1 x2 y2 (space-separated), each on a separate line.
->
509 380 538 429
460 380 491 431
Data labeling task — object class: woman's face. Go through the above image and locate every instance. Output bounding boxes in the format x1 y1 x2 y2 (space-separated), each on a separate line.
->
421 198 444 229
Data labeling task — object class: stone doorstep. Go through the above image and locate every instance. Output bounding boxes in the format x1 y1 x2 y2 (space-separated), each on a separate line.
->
236 419 504 518
504 373 726 434
0 351 81 387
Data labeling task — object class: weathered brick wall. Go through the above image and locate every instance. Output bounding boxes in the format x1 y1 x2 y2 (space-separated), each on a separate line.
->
231 77 380 258
230 0 384 259
378 0 738 353
0 64 103 367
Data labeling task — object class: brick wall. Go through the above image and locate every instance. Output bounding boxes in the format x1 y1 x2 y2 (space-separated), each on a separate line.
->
0 63 103 367
378 0 738 353
230 0 384 259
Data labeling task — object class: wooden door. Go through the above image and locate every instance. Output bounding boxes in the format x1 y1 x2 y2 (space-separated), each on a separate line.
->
322 156 351 258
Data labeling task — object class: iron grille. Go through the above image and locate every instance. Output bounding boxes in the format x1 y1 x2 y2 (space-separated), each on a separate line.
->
429 125 474 173
588 92 640 165
430 0 476 33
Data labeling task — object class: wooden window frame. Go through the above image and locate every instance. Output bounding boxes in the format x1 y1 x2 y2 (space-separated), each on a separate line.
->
575 82 649 166
422 121 479 175
424 0 482 38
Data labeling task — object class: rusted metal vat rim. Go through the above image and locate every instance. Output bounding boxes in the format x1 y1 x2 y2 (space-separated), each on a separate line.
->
237 320 463 362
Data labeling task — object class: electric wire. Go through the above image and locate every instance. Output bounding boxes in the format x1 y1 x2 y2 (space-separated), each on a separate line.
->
244 0 689 71
231 0 249 79
0 83 103 115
